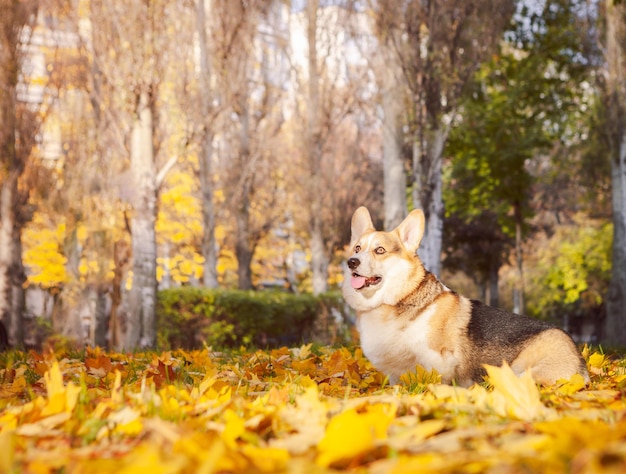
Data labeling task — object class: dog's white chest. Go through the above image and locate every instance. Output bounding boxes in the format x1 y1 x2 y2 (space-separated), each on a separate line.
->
358 304 459 382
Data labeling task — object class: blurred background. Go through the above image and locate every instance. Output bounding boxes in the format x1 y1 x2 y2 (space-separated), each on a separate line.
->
0 0 622 351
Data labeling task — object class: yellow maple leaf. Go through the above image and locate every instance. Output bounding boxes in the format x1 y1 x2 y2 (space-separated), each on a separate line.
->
270 384 328 456
41 361 80 417
588 352 606 369
110 407 143 437
316 403 396 467
221 409 245 449
291 343 313 360
484 362 551 421
589 352 608 375
555 373 587 395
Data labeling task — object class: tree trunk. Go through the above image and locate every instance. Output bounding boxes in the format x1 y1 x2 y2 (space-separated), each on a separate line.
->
198 131 218 291
604 0 626 346
306 0 328 295
310 217 329 295
513 206 525 315
488 254 500 308
0 115 25 347
0 17 21 347
0 172 25 347
414 127 447 276
478 281 487 304
200 134 219 288
235 196 254 290
0 0 38 350
381 58 406 230
233 88 256 290
93 286 108 347
606 154 626 345
110 240 130 349
196 0 219 289
125 89 158 349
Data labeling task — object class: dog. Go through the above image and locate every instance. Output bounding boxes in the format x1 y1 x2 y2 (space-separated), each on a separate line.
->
342 206 589 387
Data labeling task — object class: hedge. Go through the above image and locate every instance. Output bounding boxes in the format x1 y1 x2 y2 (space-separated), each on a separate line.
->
156 288 353 350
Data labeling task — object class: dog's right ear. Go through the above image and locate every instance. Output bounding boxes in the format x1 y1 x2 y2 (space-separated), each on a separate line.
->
350 207 375 243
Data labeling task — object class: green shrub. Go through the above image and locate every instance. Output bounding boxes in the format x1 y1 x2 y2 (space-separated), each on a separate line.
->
157 287 217 349
156 288 349 350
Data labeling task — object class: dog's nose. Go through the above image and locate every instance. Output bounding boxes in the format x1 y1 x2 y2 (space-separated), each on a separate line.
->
347 257 360 270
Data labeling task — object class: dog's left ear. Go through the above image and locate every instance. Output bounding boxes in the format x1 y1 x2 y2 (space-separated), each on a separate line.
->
350 207 375 243
396 208 425 253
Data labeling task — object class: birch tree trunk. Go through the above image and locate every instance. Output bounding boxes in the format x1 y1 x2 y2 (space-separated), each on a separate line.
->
604 0 626 346
0 84 22 346
306 0 329 295
125 89 158 349
0 2 35 348
414 127 447 276
381 60 407 231
199 132 219 288
196 0 218 288
0 170 26 347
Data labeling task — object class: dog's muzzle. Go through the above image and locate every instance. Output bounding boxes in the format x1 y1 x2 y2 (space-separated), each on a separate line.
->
347 257 381 290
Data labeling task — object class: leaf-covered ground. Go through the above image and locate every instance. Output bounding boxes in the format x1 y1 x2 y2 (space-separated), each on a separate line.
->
0 345 625 473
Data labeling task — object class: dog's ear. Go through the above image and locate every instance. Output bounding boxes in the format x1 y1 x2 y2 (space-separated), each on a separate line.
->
396 208 425 253
350 207 375 243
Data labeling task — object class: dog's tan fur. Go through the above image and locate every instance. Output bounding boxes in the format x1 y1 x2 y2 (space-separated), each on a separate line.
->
342 206 589 387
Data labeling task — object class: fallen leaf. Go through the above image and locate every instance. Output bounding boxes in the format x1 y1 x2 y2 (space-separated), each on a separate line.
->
484 362 551 421
316 403 396 467
555 373 587 395
41 361 80 417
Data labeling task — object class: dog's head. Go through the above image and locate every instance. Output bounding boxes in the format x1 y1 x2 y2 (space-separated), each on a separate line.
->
342 207 426 311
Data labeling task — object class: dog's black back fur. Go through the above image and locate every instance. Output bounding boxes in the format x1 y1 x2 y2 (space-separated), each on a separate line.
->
465 300 558 382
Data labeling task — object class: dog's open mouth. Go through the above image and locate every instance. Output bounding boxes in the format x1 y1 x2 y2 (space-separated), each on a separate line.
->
351 273 382 290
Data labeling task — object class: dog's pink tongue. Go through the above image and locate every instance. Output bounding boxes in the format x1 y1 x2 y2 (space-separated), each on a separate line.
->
351 275 367 289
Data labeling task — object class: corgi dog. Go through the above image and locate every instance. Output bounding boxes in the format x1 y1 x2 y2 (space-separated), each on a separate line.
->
342 206 589 387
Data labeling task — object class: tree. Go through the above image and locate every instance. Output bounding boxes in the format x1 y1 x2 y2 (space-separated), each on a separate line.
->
305 0 326 295
603 0 626 346
127 86 158 349
85 0 178 349
371 0 514 276
365 18 406 230
210 0 286 290
31 1 136 349
295 1 377 294
445 0 594 311
379 52 407 231
0 0 46 347
443 212 511 307
525 218 612 328
195 0 219 288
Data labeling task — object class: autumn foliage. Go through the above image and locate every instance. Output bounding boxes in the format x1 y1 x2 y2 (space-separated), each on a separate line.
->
0 345 625 473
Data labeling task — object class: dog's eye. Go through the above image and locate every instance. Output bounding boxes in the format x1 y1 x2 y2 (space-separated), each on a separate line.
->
354 245 361 253
375 246 386 255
